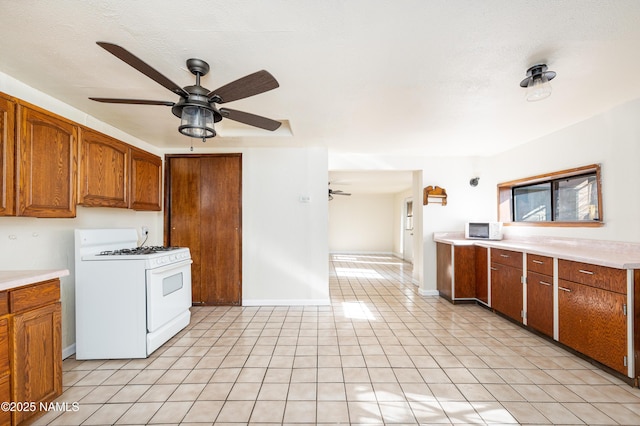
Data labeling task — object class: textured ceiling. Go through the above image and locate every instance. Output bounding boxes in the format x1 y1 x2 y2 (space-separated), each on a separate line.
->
2 1 640 164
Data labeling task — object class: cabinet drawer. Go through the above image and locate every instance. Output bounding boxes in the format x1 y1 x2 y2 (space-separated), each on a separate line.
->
9 279 60 313
491 248 523 269
0 292 7 316
558 259 626 294
527 254 553 276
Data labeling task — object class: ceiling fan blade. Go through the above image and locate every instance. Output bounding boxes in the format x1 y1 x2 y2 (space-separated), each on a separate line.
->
208 70 279 103
89 97 175 106
96 42 189 98
220 108 281 131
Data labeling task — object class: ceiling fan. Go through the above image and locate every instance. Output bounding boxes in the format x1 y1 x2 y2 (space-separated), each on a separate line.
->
89 42 281 142
328 188 351 201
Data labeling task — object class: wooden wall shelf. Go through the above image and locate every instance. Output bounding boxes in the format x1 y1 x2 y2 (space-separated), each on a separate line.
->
423 186 447 206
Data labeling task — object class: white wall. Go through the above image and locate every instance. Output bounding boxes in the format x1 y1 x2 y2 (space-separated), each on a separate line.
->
483 98 640 242
329 193 395 253
242 147 329 305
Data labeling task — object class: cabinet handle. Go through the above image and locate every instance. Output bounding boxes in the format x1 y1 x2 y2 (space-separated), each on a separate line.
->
500 254 510 258
558 286 572 292
578 269 594 275
532 260 544 264
490 267 498 271
539 281 552 286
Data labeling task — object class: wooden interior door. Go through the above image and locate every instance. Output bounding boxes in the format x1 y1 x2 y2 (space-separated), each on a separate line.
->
165 154 242 305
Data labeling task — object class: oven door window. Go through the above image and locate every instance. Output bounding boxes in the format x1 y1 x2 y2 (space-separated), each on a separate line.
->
147 261 192 333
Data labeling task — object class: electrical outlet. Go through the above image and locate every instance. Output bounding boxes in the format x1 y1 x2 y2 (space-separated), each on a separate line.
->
142 226 149 236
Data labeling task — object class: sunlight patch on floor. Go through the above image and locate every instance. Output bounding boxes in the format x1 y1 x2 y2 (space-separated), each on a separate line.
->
342 301 376 320
334 267 384 279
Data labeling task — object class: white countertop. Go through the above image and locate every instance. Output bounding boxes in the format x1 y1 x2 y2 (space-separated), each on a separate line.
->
433 232 640 269
0 269 69 292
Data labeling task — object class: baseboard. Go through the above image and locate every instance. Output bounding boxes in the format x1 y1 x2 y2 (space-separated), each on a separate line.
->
243 298 331 306
418 288 439 296
63 343 76 360
330 251 395 256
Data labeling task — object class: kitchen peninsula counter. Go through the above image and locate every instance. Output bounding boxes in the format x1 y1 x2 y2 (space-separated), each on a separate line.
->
0 269 69 292
433 232 640 269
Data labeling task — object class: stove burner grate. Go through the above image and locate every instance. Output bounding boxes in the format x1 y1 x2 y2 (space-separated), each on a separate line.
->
98 246 180 256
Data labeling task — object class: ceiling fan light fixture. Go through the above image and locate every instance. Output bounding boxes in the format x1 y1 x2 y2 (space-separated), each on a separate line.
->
520 64 556 102
179 105 216 139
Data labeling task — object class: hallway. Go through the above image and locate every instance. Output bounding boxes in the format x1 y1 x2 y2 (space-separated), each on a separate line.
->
39 254 640 424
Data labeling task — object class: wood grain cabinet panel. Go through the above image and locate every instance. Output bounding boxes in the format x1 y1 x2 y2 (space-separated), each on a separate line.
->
79 128 129 208
130 148 162 211
0 95 16 217
0 374 10 426
0 317 8 426
527 254 553 276
436 243 478 301
491 262 523 323
491 248 523 268
436 242 453 301
17 104 77 218
558 279 627 374
526 271 554 337
11 302 62 425
475 246 488 303
558 259 626 294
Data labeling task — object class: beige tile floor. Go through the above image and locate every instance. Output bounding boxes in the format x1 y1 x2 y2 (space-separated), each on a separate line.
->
35 253 640 425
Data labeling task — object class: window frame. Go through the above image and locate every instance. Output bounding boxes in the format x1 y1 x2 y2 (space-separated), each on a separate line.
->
497 164 603 227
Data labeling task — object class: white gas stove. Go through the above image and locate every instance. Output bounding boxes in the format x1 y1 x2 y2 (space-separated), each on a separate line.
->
75 228 192 359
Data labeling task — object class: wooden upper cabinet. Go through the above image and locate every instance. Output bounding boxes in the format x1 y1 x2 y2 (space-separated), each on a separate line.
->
79 128 129 208
130 148 162 211
17 104 77 218
0 95 16 216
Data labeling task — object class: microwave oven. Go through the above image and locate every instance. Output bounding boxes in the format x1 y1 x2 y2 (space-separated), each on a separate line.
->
465 222 503 240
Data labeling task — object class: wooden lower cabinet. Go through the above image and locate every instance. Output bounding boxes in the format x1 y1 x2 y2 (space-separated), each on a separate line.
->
475 246 488 303
0 279 62 425
11 302 62 425
491 262 523 322
0 317 10 426
558 279 627 374
526 271 554 337
436 243 478 301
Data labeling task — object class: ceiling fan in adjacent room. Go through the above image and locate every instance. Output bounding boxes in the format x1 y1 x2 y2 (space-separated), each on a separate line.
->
89 42 281 144
328 187 351 201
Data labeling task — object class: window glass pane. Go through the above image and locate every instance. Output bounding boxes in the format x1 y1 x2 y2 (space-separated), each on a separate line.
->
554 174 599 221
405 201 413 230
513 183 552 221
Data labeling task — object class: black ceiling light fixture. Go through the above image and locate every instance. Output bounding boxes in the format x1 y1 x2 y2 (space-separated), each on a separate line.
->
520 64 556 102
89 42 281 148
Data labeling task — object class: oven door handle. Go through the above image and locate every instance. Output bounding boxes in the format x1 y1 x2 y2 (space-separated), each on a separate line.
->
148 258 192 275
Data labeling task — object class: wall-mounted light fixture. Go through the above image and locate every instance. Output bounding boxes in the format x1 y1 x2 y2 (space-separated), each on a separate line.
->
469 177 480 187
520 64 556 102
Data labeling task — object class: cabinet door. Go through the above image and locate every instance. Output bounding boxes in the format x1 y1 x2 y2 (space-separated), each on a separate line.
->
453 245 476 299
0 95 16 216
558 280 627 374
79 128 129 208
436 243 452 300
130 148 162 211
0 317 9 426
17 105 77 217
526 271 553 337
475 246 488 303
491 263 523 322
11 302 62 425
